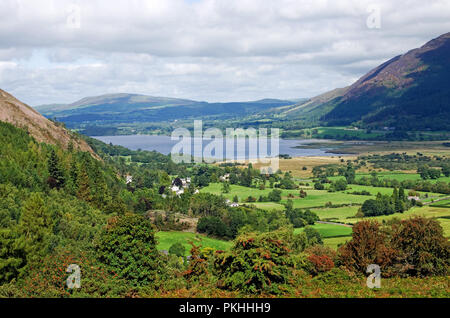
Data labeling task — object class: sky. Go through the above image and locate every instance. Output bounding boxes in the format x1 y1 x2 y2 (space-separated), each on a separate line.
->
0 0 449 106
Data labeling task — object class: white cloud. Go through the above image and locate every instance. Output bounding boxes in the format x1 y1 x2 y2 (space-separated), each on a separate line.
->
0 0 449 105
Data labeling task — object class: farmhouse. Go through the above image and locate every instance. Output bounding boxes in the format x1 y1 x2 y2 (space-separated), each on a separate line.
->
125 175 133 184
170 177 194 196
226 199 240 207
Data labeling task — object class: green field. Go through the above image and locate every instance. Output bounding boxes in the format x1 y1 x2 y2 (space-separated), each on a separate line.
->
156 231 233 256
200 178 450 251
294 223 353 238
323 236 352 249
251 202 285 210
430 199 450 208
330 173 450 184
435 218 450 237
200 183 299 200
311 206 360 221
333 205 450 224
202 183 372 210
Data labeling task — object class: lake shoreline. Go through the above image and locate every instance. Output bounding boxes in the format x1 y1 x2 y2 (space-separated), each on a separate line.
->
93 135 349 158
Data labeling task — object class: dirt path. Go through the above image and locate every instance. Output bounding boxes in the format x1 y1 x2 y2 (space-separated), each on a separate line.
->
423 195 450 206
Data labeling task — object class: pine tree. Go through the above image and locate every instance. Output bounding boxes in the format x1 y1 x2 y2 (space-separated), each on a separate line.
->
18 193 52 269
222 182 230 193
0 227 26 283
77 167 92 202
47 149 65 189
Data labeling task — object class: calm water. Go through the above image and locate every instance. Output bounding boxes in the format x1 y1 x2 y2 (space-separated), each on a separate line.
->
94 135 342 159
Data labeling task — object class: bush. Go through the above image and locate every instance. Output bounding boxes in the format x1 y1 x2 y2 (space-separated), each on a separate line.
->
267 189 282 202
18 248 127 298
330 179 347 192
338 221 395 274
214 230 294 294
304 245 337 276
169 242 186 257
339 217 450 277
304 226 323 245
389 217 449 277
95 214 163 287
197 216 229 238
314 183 325 190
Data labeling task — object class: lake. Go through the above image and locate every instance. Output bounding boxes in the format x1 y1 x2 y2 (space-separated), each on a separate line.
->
94 135 344 159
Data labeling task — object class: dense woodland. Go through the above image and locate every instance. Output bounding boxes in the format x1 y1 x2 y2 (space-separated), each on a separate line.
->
0 121 448 297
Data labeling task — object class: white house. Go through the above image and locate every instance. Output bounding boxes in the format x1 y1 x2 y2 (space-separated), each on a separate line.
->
170 177 194 196
126 175 133 184
226 199 239 207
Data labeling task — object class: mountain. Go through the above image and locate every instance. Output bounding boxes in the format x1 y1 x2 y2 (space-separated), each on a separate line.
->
35 94 295 129
0 88 95 155
319 32 450 130
271 87 349 120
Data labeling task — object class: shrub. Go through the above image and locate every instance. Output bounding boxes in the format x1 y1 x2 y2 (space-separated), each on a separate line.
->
304 226 323 245
389 217 449 277
214 230 294 294
338 221 395 274
314 183 325 190
267 189 282 202
169 242 186 257
304 245 337 276
339 217 449 278
197 216 229 238
183 243 209 282
95 214 163 287
18 248 127 298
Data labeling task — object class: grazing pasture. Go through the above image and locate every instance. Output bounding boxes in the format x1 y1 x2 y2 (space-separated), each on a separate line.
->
294 223 353 238
156 231 233 256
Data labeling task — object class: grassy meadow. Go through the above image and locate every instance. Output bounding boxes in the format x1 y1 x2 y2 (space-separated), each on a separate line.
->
156 231 233 256
168 165 450 255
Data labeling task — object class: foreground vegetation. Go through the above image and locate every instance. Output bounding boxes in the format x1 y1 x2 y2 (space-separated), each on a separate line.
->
0 121 449 298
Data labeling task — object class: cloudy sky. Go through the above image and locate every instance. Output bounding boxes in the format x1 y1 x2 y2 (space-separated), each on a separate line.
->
0 0 449 105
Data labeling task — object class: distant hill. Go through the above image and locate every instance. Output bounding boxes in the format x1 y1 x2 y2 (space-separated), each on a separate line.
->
0 89 96 155
35 94 295 129
320 32 450 130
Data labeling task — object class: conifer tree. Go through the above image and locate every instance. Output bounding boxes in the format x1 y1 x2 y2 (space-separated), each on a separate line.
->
47 149 65 189
18 193 52 269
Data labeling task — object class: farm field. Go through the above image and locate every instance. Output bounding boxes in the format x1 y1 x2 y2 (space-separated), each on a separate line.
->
283 190 367 209
323 236 351 249
202 183 371 209
200 183 299 200
311 206 360 221
334 205 450 227
251 202 285 210
294 223 353 238
264 155 356 178
156 231 233 256
430 199 450 208
436 218 450 237
329 173 450 184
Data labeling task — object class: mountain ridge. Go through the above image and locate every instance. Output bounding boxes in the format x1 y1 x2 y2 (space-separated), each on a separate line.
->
34 94 296 129
321 32 450 129
0 89 97 156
